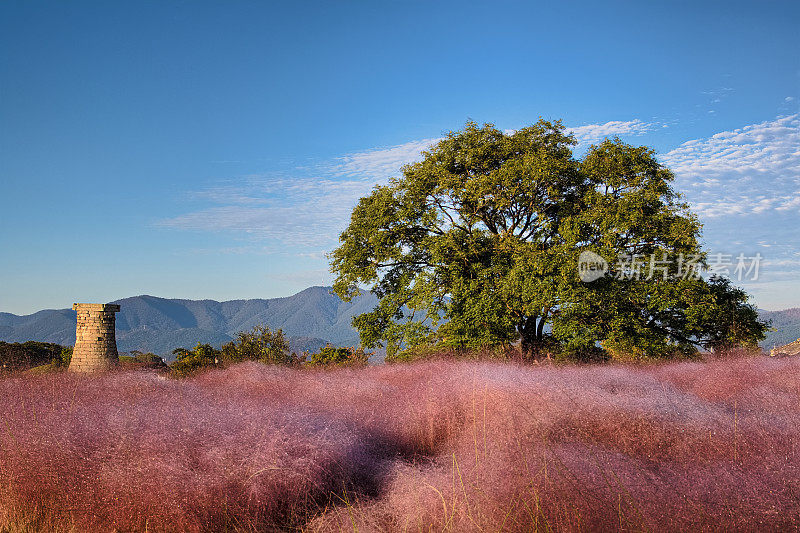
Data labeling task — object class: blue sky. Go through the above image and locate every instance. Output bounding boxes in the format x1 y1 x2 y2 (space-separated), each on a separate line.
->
1 0 798 315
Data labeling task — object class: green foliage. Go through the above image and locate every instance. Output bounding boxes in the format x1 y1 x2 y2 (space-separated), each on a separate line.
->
304 345 369 367
0 341 70 372
684 276 769 353
551 344 611 364
384 343 510 364
121 350 167 370
168 326 306 377
169 343 220 377
331 120 768 360
58 346 73 367
220 325 299 365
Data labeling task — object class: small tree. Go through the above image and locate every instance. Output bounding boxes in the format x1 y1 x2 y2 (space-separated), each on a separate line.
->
304 345 369 367
221 325 297 365
123 350 167 369
170 343 220 377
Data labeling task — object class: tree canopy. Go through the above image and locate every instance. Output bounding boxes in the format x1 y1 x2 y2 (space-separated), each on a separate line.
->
331 120 768 360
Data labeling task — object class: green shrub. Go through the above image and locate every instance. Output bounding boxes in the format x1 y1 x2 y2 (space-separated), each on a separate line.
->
221 325 301 366
58 346 73 367
25 362 63 374
304 345 369 368
121 351 168 370
0 341 69 372
169 343 220 377
551 344 611 363
385 343 509 364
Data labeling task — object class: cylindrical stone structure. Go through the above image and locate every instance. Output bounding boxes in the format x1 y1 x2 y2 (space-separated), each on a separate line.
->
70 303 120 372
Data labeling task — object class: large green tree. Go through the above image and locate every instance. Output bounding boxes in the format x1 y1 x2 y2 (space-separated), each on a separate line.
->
331 121 767 360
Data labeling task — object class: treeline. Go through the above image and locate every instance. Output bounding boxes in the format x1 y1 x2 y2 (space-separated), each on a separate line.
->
171 325 368 377
0 341 71 372
0 341 166 373
0 326 368 377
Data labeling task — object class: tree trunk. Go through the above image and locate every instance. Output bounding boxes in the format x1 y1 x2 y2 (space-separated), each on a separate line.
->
519 312 550 359
519 316 537 357
536 311 548 341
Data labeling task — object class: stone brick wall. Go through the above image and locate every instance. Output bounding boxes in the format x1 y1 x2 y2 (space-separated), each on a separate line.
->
69 303 120 372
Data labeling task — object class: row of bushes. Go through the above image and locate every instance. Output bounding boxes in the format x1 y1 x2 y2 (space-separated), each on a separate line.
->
5 332 759 377
170 326 369 376
0 326 370 377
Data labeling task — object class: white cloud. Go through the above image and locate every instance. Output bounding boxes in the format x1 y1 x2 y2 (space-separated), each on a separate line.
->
334 138 440 180
660 114 800 218
160 176 375 247
158 118 670 249
701 87 734 97
161 120 638 247
330 120 661 183
162 115 799 260
568 119 658 145
161 138 442 248
335 120 663 181
660 115 800 299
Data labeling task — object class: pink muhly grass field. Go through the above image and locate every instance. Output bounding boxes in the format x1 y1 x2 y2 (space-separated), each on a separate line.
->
1 357 799 532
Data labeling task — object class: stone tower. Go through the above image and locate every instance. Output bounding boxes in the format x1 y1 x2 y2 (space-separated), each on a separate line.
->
70 303 120 372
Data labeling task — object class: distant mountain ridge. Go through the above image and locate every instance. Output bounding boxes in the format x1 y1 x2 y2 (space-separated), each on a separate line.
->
758 308 800 351
0 288 796 357
0 287 377 358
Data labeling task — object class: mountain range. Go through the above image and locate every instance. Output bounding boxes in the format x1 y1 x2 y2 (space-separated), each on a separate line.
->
0 287 377 359
757 307 800 350
0 286 797 358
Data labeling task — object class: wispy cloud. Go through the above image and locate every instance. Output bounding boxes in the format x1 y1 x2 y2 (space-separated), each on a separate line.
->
272 268 332 287
155 118 679 249
661 114 800 218
568 119 658 145
158 114 800 306
161 115 799 274
160 176 374 247
334 138 440 179
701 87 734 102
330 119 663 181
160 137 445 248
656 114 800 293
